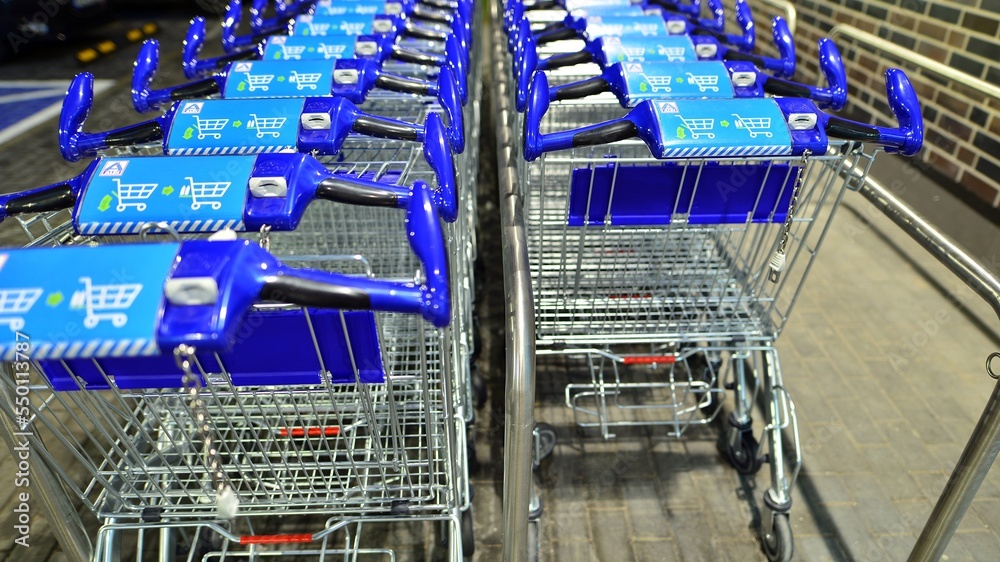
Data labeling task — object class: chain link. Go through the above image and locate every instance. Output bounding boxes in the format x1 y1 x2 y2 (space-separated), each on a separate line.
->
769 150 812 283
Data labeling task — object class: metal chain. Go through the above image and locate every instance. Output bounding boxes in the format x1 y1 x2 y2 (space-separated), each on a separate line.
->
769 150 812 283
259 224 272 251
174 345 235 516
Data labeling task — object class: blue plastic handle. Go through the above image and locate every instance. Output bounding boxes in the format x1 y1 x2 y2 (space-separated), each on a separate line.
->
222 0 244 53
872 69 924 156
731 0 755 52
134 39 224 114
250 0 269 33
182 16 210 79
816 38 847 110
771 17 795 78
702 0 724 31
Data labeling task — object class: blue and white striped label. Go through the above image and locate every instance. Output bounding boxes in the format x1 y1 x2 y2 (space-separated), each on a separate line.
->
264 35 357 61
223 60 332 99
313 0 384 16
165 98 302 155
601 35 697 64
584 15 667 40
653 99 792 158
621 61 733 106
76 156 252 235
0 243 180 361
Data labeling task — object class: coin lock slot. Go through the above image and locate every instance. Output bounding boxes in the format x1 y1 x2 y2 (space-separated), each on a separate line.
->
373 19 393 33
334 69 360 85
301 113 332 130
249 177 288 197
695 43 718 58
666 20 686 34
384 2 403 14
165 277 220 306
787 113 818 130
355 40 377 56
730 71 757 88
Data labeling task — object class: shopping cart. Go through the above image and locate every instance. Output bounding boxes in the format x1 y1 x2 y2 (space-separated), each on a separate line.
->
658 46 686 61
243 71 274 92
193 116 229 140
112 178 157 211
247 113 287 138
622 46 646 60
181 177 231 210
0 288 42 332
279 44 306 59
642 73 672 92
733 113 774 138
686 71 719 92
512 64 924 560
72 276 142 328
290 70 323 90
319 42 347 59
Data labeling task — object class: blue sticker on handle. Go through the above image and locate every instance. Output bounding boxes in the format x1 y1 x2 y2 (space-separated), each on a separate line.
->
76 156 253 235
313 0 383 16
0 243 180 361
293 13 375 36
621 61 734 106
264 35 357 61
601 36 697 64
653 99 793 158
223 60 333 99
166 98 303 155
584 15 668 39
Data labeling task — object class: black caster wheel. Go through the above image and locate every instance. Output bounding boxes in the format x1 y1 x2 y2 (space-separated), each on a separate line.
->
532 422 557 470
461 507 475 557
689 352 722 414
762 513 794 562
472 367 488 410
726 427 762 475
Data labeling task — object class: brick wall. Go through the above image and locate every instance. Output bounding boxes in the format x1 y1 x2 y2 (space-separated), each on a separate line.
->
738 0 1000 207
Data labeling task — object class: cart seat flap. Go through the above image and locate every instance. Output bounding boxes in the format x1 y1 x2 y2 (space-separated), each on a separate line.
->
263 35 358 61
0 244 180 362
224 60 334 99
568 162 799 226
653 98 794 158
41 309 385 391
76 156 252 234
621 61 734 105
601 36 697 64
166 99 304 156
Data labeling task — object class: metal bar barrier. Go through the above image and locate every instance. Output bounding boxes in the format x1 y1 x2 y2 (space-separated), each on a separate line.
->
491 4 537 561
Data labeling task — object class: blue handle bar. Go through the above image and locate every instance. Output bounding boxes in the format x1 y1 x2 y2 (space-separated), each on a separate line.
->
524 68 924 160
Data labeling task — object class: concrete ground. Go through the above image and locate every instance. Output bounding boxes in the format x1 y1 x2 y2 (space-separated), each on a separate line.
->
0 7 999 562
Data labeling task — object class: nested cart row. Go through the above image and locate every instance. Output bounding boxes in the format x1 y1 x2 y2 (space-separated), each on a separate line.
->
0 0 485 560
495 0 924 559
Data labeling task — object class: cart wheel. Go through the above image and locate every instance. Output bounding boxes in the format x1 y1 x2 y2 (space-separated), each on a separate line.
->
689 352 722 414
762 513 794 562
472 368 487 410
461 507 475 558
533 422 557 470
726 428 762 475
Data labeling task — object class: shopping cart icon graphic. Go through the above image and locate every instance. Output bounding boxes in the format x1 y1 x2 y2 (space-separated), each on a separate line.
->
686 73 720 93
642 74 672 93
290 71 322 90
72 277 142 329
732 114 773 138
319 43 347 59
658 46 686 61
244 72 274 92
304 22 332 35
0 288 42 332
679 117 715 139
113 179 158 212
248 114 288 139
339 21 365 34
181 177 232 210
279 45 306 60
622 47 646 61
193 116 229 140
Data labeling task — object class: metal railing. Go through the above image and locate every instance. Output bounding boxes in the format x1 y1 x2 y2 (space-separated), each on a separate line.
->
757 0 797 34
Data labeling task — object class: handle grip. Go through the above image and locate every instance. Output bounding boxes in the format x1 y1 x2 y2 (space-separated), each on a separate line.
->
770 17 796 78
732 0 756 52
422 112 458 222
550 76 611 102
535 26 577 46
435 65 465 153
353 114 422 142
542 50 592 70
315 176 404 207
761 39 847 110
61 73 164 162
821 69 923 155
404 21 448 42
182 16 208 79
0 180 80 223
249 0 268 33
221 0 243 54
375 73 432 96
444 33 468 104
133 40 222 113
704 0 725 31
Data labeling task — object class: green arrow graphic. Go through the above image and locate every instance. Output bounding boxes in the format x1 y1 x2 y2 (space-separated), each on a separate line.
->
233 120 243 128
97 195 112 212
639 82 648 92
162 186 174 196
237 81 246 91
720 120 730 128
46 292 63 307
308 47 316 52
676 126 687 140
183 127 194 140
677 77 684 83
277 76 286 82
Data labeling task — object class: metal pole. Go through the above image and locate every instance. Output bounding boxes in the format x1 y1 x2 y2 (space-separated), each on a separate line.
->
492 5 537 561
856 179 1000 560
756 0 797 34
